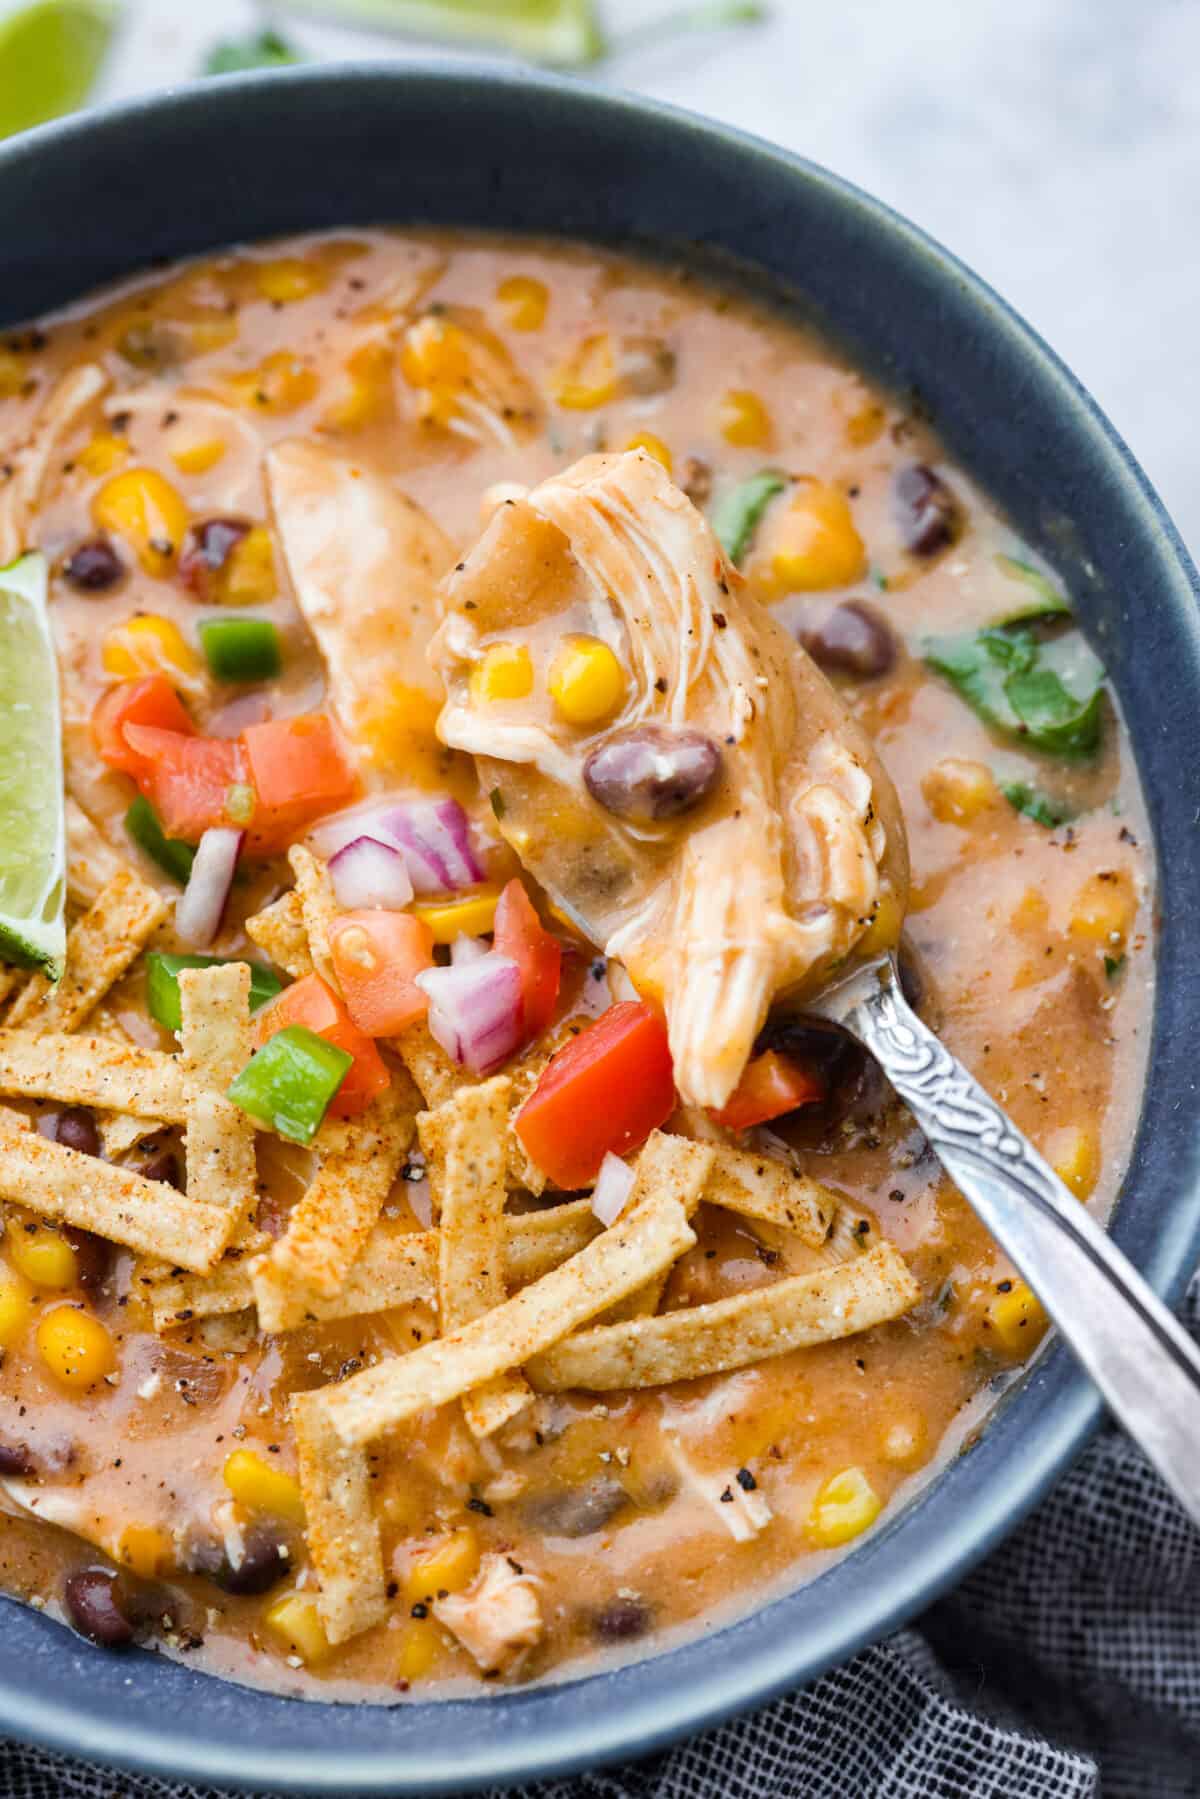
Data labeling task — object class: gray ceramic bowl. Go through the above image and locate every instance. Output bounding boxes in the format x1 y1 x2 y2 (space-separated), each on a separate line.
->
1 61 1198 1796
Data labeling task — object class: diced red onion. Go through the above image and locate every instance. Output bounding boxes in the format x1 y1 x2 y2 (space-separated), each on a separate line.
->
591 1152 636 1227
328 835 414 912
450 934 489 966
176 827 242 949
206 691 272 739
310 795 484 895
415 956 523 1075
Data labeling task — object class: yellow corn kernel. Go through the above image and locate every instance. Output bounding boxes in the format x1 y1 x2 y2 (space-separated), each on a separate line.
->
6 1217 78 1289
718 388 772 448
119 1523 172 1579
857 887 904 958
321 341 394 434
497 275 548 332
755 478 866 594
843 399 888 448
78 432 130 478
986 1279 1049 1355
0 1269 33 1350
101 614 200 683
1047 1123 1101 1200
552 333 616 410
549 634 626 727
265 1592 330 1665
223 1448 306 1526
1011 886 1050 932
404 1525 480 1604
412 886 503 945
0 348 25 396
35 1305 115 1390
470 642 533 705
623 430 672 473
1069 871 1136 947
228 351 319 416
183 313 239 357
921 757 999 825
879 1411 928 1466
169 436 227 476
219 526 277 607
807 1467 882 1548
254 258 327 305
397 1618 440 1682
92 468 190 577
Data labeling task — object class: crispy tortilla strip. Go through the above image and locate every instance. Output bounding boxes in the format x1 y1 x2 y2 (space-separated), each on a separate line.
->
594 1133 713 1323
703 1145 835 1248
0 970 22 1015
0 1031 188 1121
395 1018 470 1110
155 1199 599 1332
432 1077 532 1438
252 1080 418 1327
0 1116 230 1271
6 870 166 1032
287 844 338 990
292 1391 387 1645
315 1185 698 1449
96 1111 163 1160
244 890 312 980
179 965 257 1230
65 798 128 910
528 1239 920 1392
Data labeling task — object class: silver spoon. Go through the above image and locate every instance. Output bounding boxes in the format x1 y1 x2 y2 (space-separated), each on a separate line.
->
811 952 1200 1526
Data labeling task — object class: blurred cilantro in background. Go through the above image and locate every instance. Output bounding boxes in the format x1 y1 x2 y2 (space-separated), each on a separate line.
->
0 0 766 139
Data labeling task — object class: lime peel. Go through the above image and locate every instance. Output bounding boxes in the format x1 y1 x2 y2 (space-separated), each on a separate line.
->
0 552 67 978
0 0 119 141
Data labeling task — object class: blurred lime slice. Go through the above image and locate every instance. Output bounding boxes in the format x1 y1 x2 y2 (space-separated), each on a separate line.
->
0 553 66 978
277 0 604 65
0 0 118 140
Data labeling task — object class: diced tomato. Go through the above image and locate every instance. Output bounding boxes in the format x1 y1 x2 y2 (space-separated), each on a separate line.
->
91 676 194 778
492 878 561 1041
252 972 390 1119
710 1050 825 1132
328 911 435 1038
515 1001 675 1189
122 724 244 842
240 715 359 844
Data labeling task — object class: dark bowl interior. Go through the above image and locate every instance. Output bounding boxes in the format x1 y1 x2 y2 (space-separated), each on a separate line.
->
1 62 1199 1795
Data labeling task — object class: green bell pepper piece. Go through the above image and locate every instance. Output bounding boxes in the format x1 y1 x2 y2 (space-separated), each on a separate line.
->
227 1025 352 1145
198 616 282 683
125 795 195 884
145 951 284 1034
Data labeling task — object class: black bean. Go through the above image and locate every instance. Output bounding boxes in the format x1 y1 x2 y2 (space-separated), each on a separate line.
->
0 1438 35 1477
138 1147 183 1191
178 517 249 595
524 1478 629 1540
63 1227 112 1292
619 337 675 397
590 1596 651 1642
797 601 896 680
894 464 962 557
50 1108 101 1159
184 1522 291 1595
62 537 125 593
63 1568 134 1647
584 726 723 824
680 456 712 506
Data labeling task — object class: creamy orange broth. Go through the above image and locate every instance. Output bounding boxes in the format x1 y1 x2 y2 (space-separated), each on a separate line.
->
0 230 1152 1700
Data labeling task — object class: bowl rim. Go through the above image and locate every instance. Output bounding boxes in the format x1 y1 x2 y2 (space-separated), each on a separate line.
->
1 56 1198 1795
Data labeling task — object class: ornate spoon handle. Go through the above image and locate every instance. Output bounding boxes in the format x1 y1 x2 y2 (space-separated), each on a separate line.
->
815 956 1200 1526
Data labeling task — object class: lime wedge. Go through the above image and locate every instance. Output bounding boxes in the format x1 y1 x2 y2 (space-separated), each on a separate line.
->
275 0 604 66
0 553 66 978
0 0 119 141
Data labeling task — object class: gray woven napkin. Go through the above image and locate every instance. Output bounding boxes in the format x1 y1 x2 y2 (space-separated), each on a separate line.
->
5 1286 1200 1799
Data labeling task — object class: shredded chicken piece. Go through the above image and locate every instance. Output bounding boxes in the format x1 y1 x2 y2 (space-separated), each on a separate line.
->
266 440 457 779
433 1553 543 1675
0 364 107 563
430 451 908 1108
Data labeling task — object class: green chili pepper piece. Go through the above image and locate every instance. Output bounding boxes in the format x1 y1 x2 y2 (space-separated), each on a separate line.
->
125 794 196 884
145 951 284 1034
198 616 282 683
227 1025 352 1145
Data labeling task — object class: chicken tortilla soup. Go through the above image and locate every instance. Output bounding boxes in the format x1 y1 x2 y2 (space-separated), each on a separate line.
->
0 230 1152 1698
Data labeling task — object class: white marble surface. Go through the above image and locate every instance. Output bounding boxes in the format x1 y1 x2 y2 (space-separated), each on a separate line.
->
44 0 1200 552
